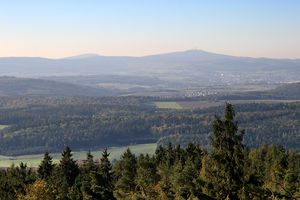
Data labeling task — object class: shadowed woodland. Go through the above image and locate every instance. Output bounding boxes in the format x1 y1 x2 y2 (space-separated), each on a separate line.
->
0 104 299 200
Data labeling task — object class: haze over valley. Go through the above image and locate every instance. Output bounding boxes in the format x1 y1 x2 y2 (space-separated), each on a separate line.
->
0 1 300 199
1 49 300 97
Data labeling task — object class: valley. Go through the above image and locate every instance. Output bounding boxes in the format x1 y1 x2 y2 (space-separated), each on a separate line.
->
0 82 299 157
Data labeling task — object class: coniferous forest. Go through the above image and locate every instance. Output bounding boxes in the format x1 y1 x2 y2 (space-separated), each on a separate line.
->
2 1 300 199
0 104 299 200
0 96 299 156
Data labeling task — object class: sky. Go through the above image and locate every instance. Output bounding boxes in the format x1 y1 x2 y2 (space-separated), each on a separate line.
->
0 0 300 58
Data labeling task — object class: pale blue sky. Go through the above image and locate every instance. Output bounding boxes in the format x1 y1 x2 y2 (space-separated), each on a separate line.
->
0 0 299 58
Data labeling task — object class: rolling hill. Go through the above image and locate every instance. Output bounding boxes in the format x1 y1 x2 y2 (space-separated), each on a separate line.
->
0 76 111 97
1 50 300 85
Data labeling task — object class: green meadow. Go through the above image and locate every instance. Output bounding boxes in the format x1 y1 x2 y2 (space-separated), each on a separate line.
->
0 143 157 168
0 125 9 130
153 101 182 109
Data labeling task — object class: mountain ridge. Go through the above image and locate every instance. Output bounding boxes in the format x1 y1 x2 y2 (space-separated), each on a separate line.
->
1 49 300 85
1 49 300 60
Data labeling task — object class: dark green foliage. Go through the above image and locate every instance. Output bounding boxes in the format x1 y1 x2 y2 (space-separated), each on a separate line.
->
38 152 54 180
59 146 79 187
0 96 299 156
209 103 246 199
89 148 115 200
56 146 80 200
0 163 36 200
80 150 97 200
0 143 299 200
98 148 114 197
135 154 159 198
113 148 137 198
0 103 299 199
248 144 300 199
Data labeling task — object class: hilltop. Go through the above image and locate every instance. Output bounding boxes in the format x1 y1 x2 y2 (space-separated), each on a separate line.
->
0 76 111 97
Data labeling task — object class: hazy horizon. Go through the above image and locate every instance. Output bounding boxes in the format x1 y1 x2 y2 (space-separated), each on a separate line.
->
1 49 300 60
1 1 300 59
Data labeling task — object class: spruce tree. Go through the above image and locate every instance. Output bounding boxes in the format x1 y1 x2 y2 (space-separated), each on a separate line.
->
38 152 54 181
99 148 113 185
81 150 97 200
210 103 246 199
90 148 115 200
113 148 137 198
57 145 79 200
136 154 159 198
59 145 79 187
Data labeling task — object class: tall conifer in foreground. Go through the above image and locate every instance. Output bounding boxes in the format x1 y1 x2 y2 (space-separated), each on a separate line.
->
90 148 115 200
59 146 79 187
209 103 246 199
81 150 97 200
56 145 79 200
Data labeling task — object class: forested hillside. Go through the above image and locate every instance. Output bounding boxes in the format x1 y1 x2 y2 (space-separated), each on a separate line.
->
0 104 299 200
0 96 299 155
211 82 300 100
0 76 111 97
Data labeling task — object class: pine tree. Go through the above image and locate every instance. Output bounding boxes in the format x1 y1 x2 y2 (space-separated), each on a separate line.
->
81 150 97 200
99 148 113 186
186 143 206 170
113 148 137 198
209 103 246 199
136 154 159 198
59 145 79 187
155 145 166 165
38 152 54 181
172 158 194 199
57 145 79 200
284 152 300 198
90 148 115 200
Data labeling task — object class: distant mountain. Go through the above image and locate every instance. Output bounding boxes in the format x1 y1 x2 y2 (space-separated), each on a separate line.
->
0 77 111 97
0 50 299 76
64 53 101 60
1 50 300 86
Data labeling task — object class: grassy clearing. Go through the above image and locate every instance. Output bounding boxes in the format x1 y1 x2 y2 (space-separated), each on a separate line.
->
0 125 9 130
0 143 157 168
153 101 182 109
177 101 221 109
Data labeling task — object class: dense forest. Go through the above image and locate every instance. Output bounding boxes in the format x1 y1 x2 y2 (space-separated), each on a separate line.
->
0 104 299 200
205 82 300 101
0 76 111 97
0 96 299 155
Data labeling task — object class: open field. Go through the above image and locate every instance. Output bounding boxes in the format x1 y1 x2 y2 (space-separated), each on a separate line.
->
177 101 222 109
159 100 300 109
0 143 157 168
153 101 183 109
0 125 9 130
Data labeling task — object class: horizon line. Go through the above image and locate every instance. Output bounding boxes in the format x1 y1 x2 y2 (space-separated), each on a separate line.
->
0 49 299 60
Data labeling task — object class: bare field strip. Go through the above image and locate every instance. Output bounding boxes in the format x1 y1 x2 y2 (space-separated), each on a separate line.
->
153 102 183 109
0 125 9 130
177 100 300 109
177 101 222 109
